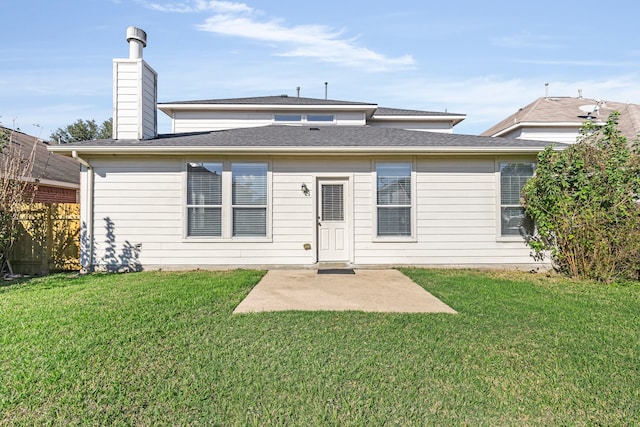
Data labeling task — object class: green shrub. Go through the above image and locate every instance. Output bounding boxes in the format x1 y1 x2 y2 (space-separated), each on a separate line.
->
522 112 640 281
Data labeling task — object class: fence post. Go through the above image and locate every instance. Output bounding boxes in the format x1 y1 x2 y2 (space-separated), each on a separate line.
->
41 204 53 276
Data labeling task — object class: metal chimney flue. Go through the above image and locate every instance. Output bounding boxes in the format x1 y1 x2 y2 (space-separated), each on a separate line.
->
126 26 147 59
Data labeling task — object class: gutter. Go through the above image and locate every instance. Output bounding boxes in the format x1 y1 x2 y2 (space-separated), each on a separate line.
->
490 121 590 138
72 150 94 273
51 144 564 156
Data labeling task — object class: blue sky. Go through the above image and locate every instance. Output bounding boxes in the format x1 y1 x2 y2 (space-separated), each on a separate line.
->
2 0 639 139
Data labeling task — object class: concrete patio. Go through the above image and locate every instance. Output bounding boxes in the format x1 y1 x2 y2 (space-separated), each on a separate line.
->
233 269 457 314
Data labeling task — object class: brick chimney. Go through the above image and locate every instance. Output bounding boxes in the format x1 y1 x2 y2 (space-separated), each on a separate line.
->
112 27 157 140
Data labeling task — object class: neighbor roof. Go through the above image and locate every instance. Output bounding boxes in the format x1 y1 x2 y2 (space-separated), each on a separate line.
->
50 125 564 155
1 127 80 186
482 97 640 139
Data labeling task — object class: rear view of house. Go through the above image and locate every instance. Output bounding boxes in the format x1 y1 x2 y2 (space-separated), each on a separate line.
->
50 27 563 272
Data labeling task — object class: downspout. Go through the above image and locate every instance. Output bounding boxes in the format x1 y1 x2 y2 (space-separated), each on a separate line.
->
72 150 94 273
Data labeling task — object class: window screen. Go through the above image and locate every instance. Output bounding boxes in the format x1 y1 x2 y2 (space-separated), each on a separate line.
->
500 162 535 236
376 163 411 237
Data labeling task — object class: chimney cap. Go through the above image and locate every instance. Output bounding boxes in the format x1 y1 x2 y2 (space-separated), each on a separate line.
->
126 26 147 48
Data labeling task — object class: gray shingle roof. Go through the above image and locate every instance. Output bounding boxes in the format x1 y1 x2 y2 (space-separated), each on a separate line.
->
482 97 640 139
159 95 377 106
1 127 80 185
57 125 561 152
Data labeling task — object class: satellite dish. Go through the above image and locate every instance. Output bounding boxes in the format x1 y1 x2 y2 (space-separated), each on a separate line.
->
579 105 597 114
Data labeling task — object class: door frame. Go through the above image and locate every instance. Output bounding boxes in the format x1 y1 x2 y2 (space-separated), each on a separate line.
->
314 176 353 264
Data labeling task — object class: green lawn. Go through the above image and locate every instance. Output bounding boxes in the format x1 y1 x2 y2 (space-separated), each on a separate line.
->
1 269 638 425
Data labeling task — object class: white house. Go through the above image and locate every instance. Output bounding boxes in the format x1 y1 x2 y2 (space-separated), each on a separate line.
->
50 27 563 272
481 96 640 143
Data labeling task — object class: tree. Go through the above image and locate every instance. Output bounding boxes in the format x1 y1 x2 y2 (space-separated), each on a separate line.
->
0 127 37 275
521 112 640 282
50 118 112 144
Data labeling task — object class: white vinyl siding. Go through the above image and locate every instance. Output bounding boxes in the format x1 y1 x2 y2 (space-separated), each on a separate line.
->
376 162 412 237
499 162 534 237
82 155 544 270
232 163 268 237
113 59 157 140
171 111 365 132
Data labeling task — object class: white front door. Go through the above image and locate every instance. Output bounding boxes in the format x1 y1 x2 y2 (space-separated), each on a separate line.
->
317 179 349 262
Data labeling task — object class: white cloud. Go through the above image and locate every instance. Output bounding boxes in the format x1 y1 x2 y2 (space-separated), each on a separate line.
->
144 1 414 71
355 73 640 135
196 14 414 71
517 59 637 67
492 32 560 49
142 0 252 13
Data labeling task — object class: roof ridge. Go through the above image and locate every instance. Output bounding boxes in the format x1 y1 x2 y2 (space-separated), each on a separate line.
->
517 97 545 123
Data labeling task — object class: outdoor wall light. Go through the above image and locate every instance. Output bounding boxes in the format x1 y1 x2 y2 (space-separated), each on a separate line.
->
301 183 310 196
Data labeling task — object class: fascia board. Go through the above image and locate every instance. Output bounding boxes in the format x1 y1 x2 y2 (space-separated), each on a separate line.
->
371 115 466 125
491 121 594 137
49 145 561 156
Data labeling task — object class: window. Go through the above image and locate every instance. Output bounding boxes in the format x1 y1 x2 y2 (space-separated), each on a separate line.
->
274 114 302 122
500 162 535 237
186 161 269 238
321 184 344 221
307 114 335 122
376 162 412 237
273 114 335 123
232 163 268 237
187 162 222 237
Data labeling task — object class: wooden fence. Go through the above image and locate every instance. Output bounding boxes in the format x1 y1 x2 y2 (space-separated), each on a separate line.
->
10 203 80 275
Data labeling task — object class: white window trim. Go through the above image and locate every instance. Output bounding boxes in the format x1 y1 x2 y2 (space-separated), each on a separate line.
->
186 161 223 238
372 158 417 242
495 157 535 242
183 159 272 242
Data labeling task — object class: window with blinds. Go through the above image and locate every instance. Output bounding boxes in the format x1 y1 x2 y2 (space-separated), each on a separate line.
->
232 163 268 237
321 184 344 221
500 162 535 236
187 162 222 236
376 162 412 237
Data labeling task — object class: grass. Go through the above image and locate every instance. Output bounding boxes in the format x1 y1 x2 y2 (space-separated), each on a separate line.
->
1 269 639 425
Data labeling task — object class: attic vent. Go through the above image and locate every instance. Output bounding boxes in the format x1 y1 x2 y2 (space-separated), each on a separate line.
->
280 94 288 97
310 127 320 131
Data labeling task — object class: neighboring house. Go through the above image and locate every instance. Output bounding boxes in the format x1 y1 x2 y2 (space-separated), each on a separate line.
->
50 27 564 272
1 127 81 275
481 96 640 143
1 126 80 203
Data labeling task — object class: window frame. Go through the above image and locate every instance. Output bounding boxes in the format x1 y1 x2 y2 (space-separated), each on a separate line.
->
272 114 336 124
186 162 223 237
496 159 535 241
232 162 269 237
184 159 271 241
373 159 416 241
